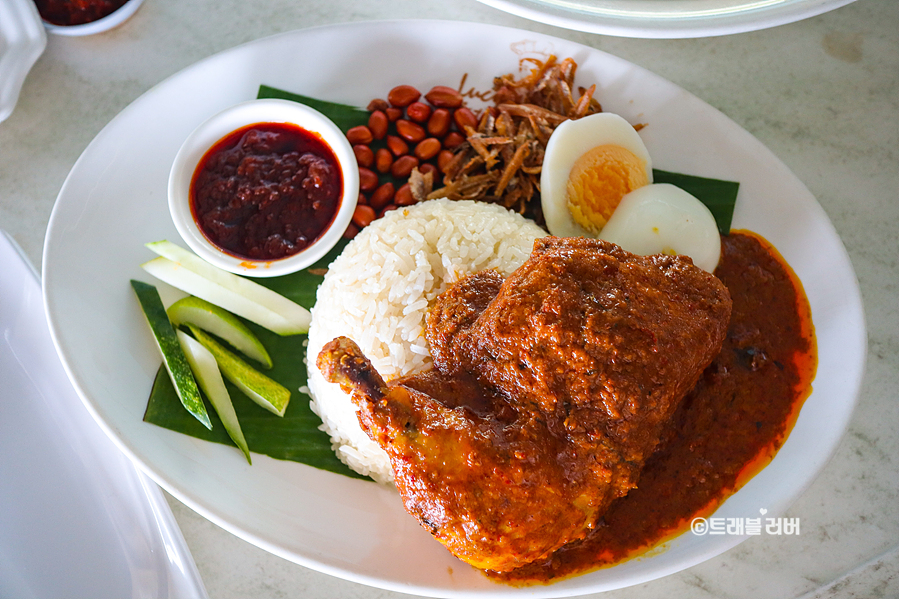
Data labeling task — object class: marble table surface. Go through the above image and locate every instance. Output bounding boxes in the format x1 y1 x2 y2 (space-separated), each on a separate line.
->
1 0 897 597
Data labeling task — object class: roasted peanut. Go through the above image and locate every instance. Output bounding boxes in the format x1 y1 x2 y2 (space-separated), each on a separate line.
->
391 155 420 178
379 203 399 217
437 149 455 173
387 85 421 108
375 148 394 174
358 167 379 192
406 101 432 123
427 108 452 137
352 205 376 228
419 162 438 179
386 135 409 156
394 183 415 206
346 125 373 145
443 131 466 149
369 182 395 210
414 138 442 161
343 222 360 239
425 85 463 108
366 98 389 112
395 119 426 143
386 107 403 122
453 107 478 131
353 144 374 168
368 110 389 140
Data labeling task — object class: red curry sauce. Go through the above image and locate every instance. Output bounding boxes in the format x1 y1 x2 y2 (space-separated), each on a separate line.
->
191 123 343 262
491 230 817 584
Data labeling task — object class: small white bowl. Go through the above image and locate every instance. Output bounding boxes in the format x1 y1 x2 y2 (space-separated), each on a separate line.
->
168 98 359 278
41 0 144 36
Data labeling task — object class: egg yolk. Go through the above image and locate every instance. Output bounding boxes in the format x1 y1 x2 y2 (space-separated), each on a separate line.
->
566 144 650 234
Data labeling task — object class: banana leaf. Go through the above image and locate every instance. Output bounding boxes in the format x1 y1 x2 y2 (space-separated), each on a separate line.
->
652 169 738 235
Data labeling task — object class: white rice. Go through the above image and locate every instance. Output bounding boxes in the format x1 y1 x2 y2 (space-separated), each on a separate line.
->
306 199 546 484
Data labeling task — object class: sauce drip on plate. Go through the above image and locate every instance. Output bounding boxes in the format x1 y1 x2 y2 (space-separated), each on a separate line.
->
191 122 343 262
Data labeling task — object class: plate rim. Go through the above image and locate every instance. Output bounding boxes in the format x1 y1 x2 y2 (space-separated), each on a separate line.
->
473 0 858 38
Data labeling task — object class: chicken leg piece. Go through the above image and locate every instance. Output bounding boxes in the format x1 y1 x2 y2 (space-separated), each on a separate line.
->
317 237 732 572
318 336 629 572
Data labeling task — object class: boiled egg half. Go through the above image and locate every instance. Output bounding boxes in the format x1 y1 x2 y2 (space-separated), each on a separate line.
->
541 112 653 238
599 183 721 273
540 112 721 272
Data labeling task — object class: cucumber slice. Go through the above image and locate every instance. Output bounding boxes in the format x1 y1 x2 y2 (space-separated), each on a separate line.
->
168 296 273 369
176 330 251 464
143 241 311 335
142 256 293 335
130 280 211 429
188 325 291 417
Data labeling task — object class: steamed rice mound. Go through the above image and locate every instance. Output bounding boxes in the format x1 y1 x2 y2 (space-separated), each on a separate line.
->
306 199 546 484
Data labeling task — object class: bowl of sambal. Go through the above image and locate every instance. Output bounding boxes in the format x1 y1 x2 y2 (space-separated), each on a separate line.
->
36 0 145 36
168 98 359 278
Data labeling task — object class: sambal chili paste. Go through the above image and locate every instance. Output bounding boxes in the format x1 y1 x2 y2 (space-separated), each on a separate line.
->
191 122 343 262
34 0 128 26
490 230 817 584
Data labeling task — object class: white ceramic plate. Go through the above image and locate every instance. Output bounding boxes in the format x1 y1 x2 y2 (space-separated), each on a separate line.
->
474 0 857 38
42 20 866 597
0 231 208 599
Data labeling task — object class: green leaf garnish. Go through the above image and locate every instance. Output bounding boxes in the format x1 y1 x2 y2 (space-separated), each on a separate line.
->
257 85 370 133
652 169 738 235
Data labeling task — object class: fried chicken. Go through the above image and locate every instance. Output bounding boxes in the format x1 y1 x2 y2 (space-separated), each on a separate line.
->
317 237 731 572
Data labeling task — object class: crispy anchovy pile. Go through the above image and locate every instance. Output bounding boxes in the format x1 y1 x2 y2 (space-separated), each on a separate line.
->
411 55 604 221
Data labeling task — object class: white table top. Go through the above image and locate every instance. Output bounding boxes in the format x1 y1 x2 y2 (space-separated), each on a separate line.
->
2 1 897 597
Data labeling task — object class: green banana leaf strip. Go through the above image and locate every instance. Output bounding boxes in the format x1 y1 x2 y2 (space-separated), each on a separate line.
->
257 85 370 133
144 85 739 480
652 169 739 235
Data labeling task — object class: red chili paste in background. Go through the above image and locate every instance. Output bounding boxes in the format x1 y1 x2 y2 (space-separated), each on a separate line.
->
191 123 343 262
34 0 128 25
491 230 817 584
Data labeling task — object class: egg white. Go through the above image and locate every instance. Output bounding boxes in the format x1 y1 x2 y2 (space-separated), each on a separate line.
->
599 183 722 273
540 112 653 238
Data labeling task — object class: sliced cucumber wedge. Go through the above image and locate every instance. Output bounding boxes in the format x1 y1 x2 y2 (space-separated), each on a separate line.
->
142 240 311 335
176 330 251 464
131 280 211 429
188 325 291 417
168 296 273 369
